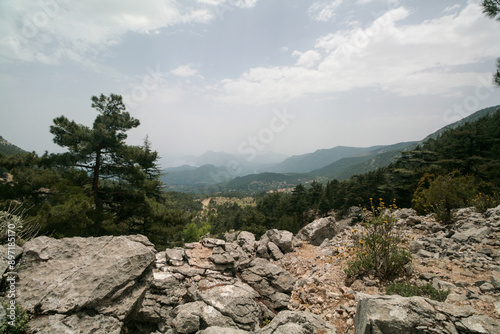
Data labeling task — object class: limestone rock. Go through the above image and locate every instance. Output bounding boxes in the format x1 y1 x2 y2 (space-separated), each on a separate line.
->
199 282 260 331
258 310 336 334
17 235 155 334
237 231 256 254
355 294 500 334
296 216 338 246
165 248 185 266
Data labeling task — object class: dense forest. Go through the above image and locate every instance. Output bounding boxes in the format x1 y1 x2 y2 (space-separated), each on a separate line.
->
1 95 500 249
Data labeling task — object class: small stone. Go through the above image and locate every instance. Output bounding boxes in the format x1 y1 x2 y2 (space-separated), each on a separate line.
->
479 282 495 293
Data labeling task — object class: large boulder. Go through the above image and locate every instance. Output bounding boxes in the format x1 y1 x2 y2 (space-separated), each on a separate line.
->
258 311 336 334
198 282 261 331
296 217 339 246
240 258 296 310
16 235 156 332
355 294 500 334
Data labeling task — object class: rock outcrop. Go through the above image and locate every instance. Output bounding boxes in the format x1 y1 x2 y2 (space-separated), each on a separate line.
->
17 235 156 333
296 216 338 246
355 293 499 334
4 206 500 333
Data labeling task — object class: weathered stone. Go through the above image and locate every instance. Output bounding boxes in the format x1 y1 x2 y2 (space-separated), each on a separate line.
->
265 229 294 253
296 216 339 246
172 310 200 334
209 252 235 265
165 248 185 266
409 240 424 254
258 311 336 334
355 294 500 334
17 235 155 323
0 244 23 276
237 231 256 253
173 301 238 329
199 282 260 331
432 278 456 291
491 271 500 290
202 238 226 248
197 327 250 334
26 313 123 334
479 282 495 293
267 242 284 260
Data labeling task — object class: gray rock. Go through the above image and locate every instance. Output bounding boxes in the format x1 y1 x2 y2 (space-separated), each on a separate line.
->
267 242 284 260
173 301 238 329
26 313 122 334
237 231 256 254
266 229 294 253
197 327 250 334
432 278 456 291
417 249 437 258
172 310 200 334
202 238 226 248
209 252 235 265
409 240 424 254
258 310 336 334
355 293 500 334
296 216 339 246
17 235 155 324
479 282 495 293
165 247 185 266
199 282 260 331
0 244 23 276
240 258 295 310
491 271 500 290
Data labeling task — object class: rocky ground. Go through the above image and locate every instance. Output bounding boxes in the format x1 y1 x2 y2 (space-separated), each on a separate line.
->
1 205 499 333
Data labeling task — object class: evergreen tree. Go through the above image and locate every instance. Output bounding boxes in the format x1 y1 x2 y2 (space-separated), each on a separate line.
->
49 94 163 233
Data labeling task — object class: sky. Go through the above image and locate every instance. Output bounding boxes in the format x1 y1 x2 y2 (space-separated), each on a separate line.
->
1 0 500 167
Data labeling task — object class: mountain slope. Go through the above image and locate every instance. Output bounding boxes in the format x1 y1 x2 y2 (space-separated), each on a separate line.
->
311 141 418 180
423 105 500 141
0 136 27 156
266 145 385 174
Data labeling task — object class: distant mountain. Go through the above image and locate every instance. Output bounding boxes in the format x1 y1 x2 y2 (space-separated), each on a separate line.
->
161 164 230 186
225 172 316 193
423 105 500 141
0 136 26 156
171 150 289 175
266 146 385 174
311 141 418 180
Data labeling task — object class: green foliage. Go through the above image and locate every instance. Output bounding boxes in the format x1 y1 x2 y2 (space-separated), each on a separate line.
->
0 205 40 246
472 192 500 213
481 1 500 85
0 303 30 334
412 172 478 223
345 199 411 282
386 282 450 302
183 221 211 243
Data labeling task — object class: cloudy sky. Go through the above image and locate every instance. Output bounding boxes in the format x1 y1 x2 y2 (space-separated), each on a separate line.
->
1 0 500 167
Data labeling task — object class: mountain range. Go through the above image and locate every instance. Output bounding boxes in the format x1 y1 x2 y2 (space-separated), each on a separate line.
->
161 105 500 193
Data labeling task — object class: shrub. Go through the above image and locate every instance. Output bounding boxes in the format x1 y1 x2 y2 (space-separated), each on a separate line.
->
386 282 450 302
0 204 40 246
472 192 500 213
0 303 30 334
412 172 478 223
344 198 411 282
183 221 211 243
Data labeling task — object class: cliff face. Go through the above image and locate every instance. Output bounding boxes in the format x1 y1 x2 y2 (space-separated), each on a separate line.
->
2 205 500 333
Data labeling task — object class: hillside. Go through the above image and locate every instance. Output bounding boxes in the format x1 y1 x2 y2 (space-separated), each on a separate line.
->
311 141 418 180
266 145 384 174
224 172 316 193
0 136 26 156
423 105 500 141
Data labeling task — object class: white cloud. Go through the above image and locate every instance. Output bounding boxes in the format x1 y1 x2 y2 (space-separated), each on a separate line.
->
308 0 344 22
293 50 322 68
0 0 257 66
171 64 200 77
214 3 500 105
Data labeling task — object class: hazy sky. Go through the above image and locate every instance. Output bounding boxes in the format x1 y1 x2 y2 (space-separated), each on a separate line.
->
1 0 500 167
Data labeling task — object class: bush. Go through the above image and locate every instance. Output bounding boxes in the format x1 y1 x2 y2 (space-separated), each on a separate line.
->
0 204 40 246
344 198 411 282
0 303 30 334
386 282 450 302
412 172 477 223
472 192 500 213
183 221 211 243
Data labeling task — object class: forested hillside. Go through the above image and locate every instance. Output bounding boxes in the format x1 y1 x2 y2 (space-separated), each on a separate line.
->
2 99 499 248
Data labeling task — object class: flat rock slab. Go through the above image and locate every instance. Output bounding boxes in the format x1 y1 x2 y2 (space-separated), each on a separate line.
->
17 235 156 320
